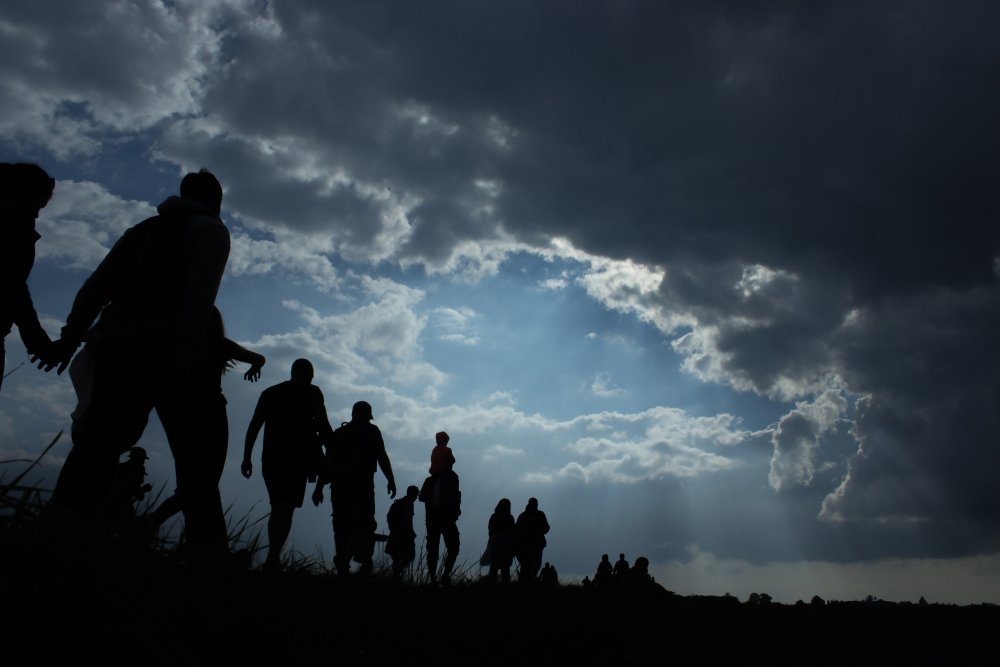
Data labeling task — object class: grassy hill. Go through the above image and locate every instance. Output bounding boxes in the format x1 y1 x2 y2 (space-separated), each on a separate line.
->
2 459 997 665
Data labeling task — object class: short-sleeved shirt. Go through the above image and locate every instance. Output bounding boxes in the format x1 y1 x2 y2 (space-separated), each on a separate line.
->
251 380 330 505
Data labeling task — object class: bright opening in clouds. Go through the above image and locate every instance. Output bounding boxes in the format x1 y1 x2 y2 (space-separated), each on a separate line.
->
3 1 999 603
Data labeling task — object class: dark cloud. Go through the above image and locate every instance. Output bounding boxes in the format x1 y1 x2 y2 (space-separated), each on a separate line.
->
4 0 1000 564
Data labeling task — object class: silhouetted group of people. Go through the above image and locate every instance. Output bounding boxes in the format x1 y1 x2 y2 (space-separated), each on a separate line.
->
3 163 568 582
583 552 658 589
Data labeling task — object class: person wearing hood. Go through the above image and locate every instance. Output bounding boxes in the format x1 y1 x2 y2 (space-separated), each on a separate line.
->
42 170 230 557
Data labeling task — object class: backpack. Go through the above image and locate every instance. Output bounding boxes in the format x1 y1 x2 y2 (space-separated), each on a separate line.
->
320 421 351 480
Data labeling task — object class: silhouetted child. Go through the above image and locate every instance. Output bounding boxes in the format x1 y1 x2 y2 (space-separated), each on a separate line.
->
107 446 153 528
386 485 420 579
428 430 455 475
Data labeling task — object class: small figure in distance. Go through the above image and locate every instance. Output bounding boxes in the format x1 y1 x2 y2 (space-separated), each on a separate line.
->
613 552 630 582
150 306 264 534
107 446 153 528
594 553 613 586
514 497 550 583
484 498 516 583
540 561 559 586
312 400 397 576
627 556 665 591
581 575 593 588
1 162 56 392
385 484 420 580
428 430 455 475
243 358 334 572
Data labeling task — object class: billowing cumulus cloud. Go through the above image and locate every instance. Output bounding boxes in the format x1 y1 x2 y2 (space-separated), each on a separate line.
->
769 389 848 492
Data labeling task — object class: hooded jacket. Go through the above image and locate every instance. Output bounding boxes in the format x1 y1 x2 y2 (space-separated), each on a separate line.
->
60 196 230 345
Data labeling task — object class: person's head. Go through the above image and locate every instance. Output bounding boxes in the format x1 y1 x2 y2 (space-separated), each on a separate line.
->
128 446 148 462
495 498 512 515
619 553 625 560
290 358 314 383
435 431 450 446
1 162 55 215
602 554 609 562
527 497 538 510
406 485 420 501
352 400 373 421
634 557 649 572
180 168 223 214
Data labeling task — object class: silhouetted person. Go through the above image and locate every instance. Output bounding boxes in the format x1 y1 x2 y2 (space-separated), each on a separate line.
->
540 562 558 586
613 552 630 581
595 553 613 586
419 466 461 584
514 497 549 582
385 484 419 579
107 446 153 522
1 162 55 392
428 430 455 475
628 556 661 589
44 170 229 557
151 307 264 531
243 358 333 571
485 498 515 583
312 400 396 576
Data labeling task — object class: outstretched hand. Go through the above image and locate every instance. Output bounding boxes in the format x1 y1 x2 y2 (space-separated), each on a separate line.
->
243 363 263 382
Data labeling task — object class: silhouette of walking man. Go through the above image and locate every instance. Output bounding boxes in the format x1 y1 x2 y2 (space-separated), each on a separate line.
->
312 400 396 576
43 170 229 556
243 358 333 571
515 497 549 582
613 552 630 582
1 162 55 392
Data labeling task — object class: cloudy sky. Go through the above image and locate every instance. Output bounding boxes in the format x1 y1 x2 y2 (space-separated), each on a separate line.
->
3 1 999 603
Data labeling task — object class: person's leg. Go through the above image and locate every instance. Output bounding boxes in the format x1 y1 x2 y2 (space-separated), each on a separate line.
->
441 521 460 583
425 518 441 583
52 340 155 516
150 492 183 527
331 487 351 574
158 386 227 558
266 500 295 569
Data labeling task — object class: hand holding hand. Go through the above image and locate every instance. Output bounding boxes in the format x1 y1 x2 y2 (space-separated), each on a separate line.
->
32 337 78 374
